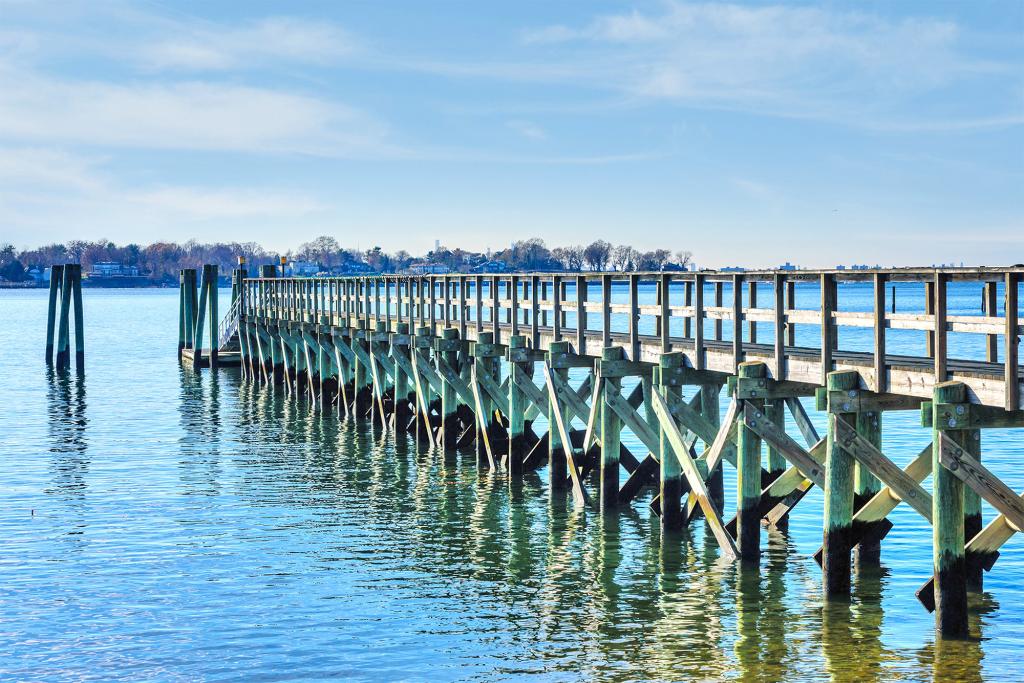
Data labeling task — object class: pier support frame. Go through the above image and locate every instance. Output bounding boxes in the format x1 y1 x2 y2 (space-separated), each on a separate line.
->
656 352 685 531
931 381 970 637
736 361 766 562
598 347 625 511
824 370 859 598
507 335 530 476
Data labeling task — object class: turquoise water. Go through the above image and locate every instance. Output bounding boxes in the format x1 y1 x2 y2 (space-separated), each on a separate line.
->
1 285 1022 682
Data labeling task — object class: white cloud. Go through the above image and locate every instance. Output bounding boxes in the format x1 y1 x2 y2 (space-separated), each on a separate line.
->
0 146 326 244
517 3 1021 130
507 120 546 140
140 17 357 71
0 68 398 156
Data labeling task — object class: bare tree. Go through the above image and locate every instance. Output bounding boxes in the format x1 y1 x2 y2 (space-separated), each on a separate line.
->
583 240 611 271
551 245 584 271
674 250 693 269
612 244 640 272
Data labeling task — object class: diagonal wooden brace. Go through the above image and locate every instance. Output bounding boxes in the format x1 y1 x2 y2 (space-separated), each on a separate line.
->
814 442 932 567
832 417 932 521
651 389 739 561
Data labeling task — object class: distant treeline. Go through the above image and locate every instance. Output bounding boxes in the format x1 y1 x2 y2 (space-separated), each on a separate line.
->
0 236 693 283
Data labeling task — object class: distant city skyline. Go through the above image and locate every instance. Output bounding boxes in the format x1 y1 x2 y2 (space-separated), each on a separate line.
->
0 1 1020 267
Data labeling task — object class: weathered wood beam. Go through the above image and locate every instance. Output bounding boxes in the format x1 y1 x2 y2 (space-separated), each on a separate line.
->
650 388 739 560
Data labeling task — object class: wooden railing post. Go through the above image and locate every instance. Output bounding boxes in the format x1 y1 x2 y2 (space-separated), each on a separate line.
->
576 274 588 354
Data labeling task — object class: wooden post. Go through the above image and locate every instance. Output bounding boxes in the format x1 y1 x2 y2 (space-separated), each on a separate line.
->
737 361 766 561
934 272 947 382
55 264 73 369
693 274 706 371
601 275 611 348
510 275 520 337
932 381 969 637
393 322 412 429
659 273 670 353
658 351 684 530
46 264 64 364
474 276 483 335
192 265 209 370
440 327 460 448
732 274 743 371
458 276 467 340
319 322 336 406
773 274 785 380
353 319 371 411
965 427 983 591
475 331 498 460
785 279 796 346
984 281 998 362
70 265 84 370
764 399 786 487
508 335 528 476
854 409 883 565
701 381 723 512
600 346 624 511
208 264 219 370
824 369 859 597
925 280 936 358
874 273 887 393
414 325 434 443
747 280 757 343
491 275 500 343
628 274 639 360
683 279 692 340
548 340 570 491
714 280 723 342
552 275 561 341
821 274 837 385
1006 272 1019 412
576 275 587 354
178 269 187 361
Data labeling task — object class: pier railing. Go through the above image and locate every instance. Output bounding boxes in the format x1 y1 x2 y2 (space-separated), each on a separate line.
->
239 268 1022 409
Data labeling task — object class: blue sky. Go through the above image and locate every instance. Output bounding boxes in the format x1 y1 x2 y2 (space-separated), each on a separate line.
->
0 0 1021 267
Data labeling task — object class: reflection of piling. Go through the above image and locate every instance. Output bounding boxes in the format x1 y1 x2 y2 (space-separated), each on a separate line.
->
47 264 84 371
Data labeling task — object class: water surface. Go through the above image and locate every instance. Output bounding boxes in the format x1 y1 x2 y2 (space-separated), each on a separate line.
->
1 286 1022 681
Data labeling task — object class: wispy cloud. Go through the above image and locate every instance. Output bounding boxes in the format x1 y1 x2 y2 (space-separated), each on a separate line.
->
507 120 546 140
140 17 357 71
516 2 1022 130
0 146 326 244
0 68 399 157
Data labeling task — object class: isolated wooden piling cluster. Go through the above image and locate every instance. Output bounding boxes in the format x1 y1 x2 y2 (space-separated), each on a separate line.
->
184 265 1024 637
44 264 84 370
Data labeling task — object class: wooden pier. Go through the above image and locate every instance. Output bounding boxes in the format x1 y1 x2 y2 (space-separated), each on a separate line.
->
180 265 1024 637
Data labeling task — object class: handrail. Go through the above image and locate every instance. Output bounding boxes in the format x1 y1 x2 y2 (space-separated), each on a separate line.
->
238 269 1022 409
218 295 241 350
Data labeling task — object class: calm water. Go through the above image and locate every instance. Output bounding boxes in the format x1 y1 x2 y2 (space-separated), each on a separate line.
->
2 285 1023 682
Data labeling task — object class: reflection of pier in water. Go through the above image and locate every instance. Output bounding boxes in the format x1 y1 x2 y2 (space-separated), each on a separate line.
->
180 266 1023 644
